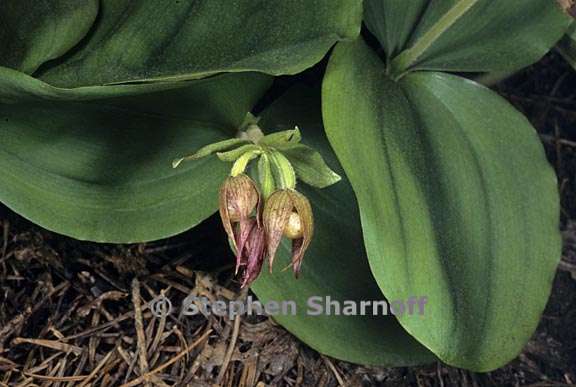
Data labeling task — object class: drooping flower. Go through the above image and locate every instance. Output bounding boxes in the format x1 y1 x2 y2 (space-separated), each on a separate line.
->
263 189 313 277
219 174 260 224
218 174 261 271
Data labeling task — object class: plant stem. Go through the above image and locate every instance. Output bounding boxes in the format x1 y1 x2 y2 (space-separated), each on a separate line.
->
390 0 478 79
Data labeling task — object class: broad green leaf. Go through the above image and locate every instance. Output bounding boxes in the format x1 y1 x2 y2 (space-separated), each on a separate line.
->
0 73 271 242
322 39 561 371
558 23 576 69
0 0 98 74
364 0 571 75
252 86 434 367
31 0 362 88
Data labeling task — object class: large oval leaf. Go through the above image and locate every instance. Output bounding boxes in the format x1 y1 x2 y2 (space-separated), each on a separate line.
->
32 0 362 88
0 73 271 242
364 0 571 75
251 86 434 366
322 38 561 371
0 0 98 74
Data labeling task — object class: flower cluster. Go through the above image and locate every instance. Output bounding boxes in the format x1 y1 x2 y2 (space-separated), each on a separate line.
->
173 116 340 287
219 174 313 287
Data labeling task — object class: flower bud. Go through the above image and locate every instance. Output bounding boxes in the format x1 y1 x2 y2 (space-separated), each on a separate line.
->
263 189 313 277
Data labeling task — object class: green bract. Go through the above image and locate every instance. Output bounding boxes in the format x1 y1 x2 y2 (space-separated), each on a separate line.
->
0 0 572 372
174 120 341 195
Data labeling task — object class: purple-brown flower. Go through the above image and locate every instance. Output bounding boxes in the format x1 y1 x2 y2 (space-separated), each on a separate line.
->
219 174 260 247
263 189 313 277
218 174 262 276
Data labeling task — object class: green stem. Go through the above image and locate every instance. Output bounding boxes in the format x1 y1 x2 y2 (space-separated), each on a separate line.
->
390 0 478 79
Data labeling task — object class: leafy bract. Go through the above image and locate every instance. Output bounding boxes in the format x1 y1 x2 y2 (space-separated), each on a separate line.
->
322 38 561 371
251 87 434 366
280 144 342 189
0 73 271 242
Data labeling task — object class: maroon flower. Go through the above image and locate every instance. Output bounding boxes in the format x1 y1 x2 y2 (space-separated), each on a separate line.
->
218 174 269 287
219 173 260 248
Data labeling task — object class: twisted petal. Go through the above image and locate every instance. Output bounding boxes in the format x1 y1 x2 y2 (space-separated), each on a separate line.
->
235 217 256 273
286 190 314 277
241 225 266 288
291 238 304 277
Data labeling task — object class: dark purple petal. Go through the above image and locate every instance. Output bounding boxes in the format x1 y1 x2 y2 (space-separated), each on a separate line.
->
241 225 266 288
235 218 256 274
